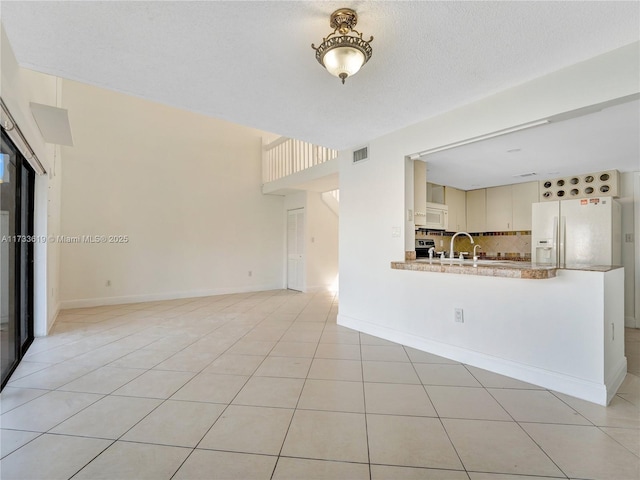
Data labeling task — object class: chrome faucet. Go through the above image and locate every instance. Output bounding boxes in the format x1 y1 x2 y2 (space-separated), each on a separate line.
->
450 232 474 260
473 244 482 261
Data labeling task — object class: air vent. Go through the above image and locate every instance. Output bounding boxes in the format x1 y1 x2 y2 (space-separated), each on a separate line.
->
513 172 537 178
353 146 368 164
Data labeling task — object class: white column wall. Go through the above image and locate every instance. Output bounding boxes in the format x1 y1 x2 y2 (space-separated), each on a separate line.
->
338 43 638 404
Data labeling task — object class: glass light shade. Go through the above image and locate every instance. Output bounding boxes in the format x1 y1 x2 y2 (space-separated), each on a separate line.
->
322 46 365 79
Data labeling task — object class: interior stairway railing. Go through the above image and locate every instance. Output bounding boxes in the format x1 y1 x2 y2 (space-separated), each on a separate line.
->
263 137 338 184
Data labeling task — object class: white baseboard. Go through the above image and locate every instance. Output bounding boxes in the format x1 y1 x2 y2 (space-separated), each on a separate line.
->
606 356 628 405
59 283 282 310
625 315 639 329
338 313 616 406
304 284 335 293
45 301 61 336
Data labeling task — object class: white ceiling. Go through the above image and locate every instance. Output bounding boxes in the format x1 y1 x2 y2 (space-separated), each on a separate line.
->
424 99 640 190
2 0 639 156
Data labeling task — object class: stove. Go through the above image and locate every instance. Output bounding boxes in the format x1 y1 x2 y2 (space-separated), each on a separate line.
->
415 239 436 258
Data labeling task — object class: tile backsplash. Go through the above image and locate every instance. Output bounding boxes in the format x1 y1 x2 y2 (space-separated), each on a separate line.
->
416 230 532 259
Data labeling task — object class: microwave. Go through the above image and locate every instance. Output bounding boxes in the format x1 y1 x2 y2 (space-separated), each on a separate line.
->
425 202 449 230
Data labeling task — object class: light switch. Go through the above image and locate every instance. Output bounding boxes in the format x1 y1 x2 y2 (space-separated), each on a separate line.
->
392 227 401 238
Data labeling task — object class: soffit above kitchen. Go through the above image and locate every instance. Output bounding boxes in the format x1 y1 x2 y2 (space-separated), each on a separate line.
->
423 98 640 191
1 1 638 151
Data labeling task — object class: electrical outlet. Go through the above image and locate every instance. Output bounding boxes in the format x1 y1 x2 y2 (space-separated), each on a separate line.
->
454 308 464 323
407 209 413 221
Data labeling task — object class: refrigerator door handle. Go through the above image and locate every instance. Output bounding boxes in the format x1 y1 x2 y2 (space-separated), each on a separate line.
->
560 216 567 267
552 216 559 267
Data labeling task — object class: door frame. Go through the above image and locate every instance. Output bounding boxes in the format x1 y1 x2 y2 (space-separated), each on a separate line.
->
286 207 305 292
1 131 35 390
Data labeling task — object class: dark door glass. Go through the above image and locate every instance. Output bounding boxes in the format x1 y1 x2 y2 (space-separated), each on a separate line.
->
1 132 35 389
0 149 17 386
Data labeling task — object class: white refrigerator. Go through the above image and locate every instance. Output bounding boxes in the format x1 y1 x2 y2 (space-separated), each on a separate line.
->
531 198 621 267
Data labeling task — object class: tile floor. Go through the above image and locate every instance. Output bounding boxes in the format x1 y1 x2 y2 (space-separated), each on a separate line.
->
626 327 640 377
1 290 639 480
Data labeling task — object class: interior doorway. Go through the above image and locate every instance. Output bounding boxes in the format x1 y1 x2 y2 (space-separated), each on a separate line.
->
287 208 305 291
1 131 35 390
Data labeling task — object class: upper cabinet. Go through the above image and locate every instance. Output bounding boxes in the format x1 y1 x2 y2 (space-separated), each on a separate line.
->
427 183 445 204
414 172 539 233
444 186 466 232
512 182 539 230
486 185 513 231
466 189 486 233
486 182 539 231
413 161 427 226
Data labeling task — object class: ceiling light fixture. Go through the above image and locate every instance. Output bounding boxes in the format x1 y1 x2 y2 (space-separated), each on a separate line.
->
312 8 373 84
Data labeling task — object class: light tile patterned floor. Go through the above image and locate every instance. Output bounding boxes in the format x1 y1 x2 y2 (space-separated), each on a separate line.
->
1 290 639 480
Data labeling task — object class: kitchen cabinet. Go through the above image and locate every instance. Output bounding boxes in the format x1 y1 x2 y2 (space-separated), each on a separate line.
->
413 161 427 226
427 183 445 204
466 189 486 233
512 181 539 230
486 185 512 231
445 186 466 232
486 181 539 231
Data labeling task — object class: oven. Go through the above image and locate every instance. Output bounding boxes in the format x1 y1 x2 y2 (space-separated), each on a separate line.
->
415 238 436 258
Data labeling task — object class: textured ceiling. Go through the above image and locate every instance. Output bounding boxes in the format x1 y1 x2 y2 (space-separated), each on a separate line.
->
1 1 639 151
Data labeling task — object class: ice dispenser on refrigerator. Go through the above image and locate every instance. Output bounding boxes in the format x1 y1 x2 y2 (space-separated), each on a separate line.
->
534 239 555 265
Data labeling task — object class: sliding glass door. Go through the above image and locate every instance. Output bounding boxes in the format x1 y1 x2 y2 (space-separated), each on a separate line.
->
1 131 35 389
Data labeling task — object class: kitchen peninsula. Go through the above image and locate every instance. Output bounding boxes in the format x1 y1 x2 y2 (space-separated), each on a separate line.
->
347 260 625 406
392 259 557 279
376 164 627 405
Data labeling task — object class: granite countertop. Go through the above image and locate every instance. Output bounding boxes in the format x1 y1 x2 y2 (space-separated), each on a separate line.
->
392 259 622 279
391 259 556 279
562 264 623 272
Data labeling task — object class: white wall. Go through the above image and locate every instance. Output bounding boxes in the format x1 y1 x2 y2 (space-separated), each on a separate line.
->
283 192 307 291
620 171 638 327
306 191 338 292
282 191 339 292
338 43 639 401
1 25 61 335
59 80 284 307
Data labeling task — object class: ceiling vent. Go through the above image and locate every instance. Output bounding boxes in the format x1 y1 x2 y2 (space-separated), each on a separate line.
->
513 172 537 178
353 146 368 164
